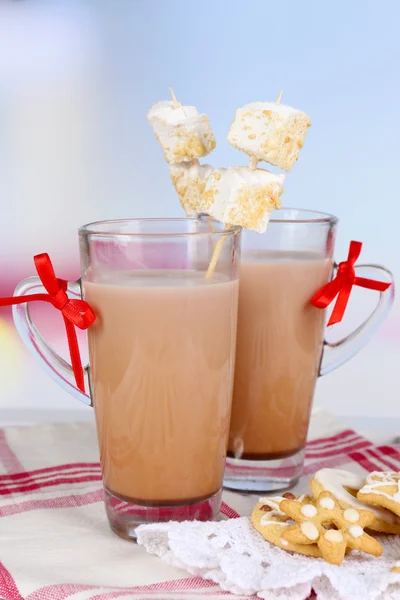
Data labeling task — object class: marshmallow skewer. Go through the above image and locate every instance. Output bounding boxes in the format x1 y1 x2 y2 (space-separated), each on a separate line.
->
148 90 219 255
166 90 218 253
169 160 214 216
203 165 284 277
149 89 308 277
248 90 283 172
147 91 216 164
149 90 223 269
169 87 198 168
227 90 310 172
166 91 225 273
205 92 286 279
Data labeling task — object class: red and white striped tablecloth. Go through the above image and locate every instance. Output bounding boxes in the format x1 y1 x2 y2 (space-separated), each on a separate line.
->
0 408 399 600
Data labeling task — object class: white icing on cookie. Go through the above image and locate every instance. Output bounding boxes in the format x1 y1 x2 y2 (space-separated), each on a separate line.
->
324 530 344 543
314 468 400 524
260 514 290 527
259 497 290 527
258 497 286 516
280 538 289 546
300 521 319 541
349 525 363 539
358 472 400 502
343 508 359 523
301 504 318 518
319 497 335 510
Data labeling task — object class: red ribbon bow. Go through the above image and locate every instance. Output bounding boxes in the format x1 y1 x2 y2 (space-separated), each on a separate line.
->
310 241 391 326
0 253 96 392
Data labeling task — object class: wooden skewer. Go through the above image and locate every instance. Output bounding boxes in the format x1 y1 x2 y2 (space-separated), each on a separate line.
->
170 87 180 108
205 218 216 250
205 232 227 279
249 156 258 171
276 90 283 104
205 223 234 279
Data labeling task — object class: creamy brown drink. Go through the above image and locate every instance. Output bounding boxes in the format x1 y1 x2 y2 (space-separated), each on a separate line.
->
228 251 332 459
85 270 238 503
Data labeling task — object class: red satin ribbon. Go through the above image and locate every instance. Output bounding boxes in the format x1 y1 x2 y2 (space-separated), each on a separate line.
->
0 253 96 393
310 241 391 326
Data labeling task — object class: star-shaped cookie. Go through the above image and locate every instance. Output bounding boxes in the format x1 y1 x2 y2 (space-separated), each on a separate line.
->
280 491 382 565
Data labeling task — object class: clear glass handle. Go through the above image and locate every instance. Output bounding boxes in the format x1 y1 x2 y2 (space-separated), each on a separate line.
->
320 263 395 376
12 276 92 406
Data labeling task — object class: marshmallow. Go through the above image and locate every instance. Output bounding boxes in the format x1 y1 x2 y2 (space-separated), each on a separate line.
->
169 161 214 216
227 101 311 171
147 100 216 164
202 166 284 233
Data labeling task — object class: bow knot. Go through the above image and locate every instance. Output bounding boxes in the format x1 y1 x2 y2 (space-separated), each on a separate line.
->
50 286 69 312
337 259 355 280
311 241 391 326
0 253 96 393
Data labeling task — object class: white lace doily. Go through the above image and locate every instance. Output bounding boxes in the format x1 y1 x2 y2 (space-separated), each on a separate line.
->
136 517 400 600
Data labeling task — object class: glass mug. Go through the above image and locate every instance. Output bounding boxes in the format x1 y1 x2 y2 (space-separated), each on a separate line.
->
223 209 395 492
13 218 241 540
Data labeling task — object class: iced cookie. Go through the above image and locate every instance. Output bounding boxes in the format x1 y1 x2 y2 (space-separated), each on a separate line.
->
281 491 382 565
251 495 322 558
357 472 400 519
311 468 400 534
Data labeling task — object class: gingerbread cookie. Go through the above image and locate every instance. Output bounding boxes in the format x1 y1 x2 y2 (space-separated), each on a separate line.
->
251 494 322 558
357 471 400 518
280 491 382 565
311 468 400 534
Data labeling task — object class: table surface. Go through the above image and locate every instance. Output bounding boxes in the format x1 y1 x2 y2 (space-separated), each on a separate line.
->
1 408 399 447
1 407 399 599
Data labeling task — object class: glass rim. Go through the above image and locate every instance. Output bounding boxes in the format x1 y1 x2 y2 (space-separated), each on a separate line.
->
79 210 337 238
269 208 338 225
78 217 242 238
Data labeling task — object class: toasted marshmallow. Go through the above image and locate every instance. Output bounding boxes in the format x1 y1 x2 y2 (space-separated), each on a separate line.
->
202 166 284 233
227 101 311 171
147 100 216 164
169 161 214 216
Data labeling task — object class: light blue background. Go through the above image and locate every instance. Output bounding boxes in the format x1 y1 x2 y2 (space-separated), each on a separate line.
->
0 0 398 420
